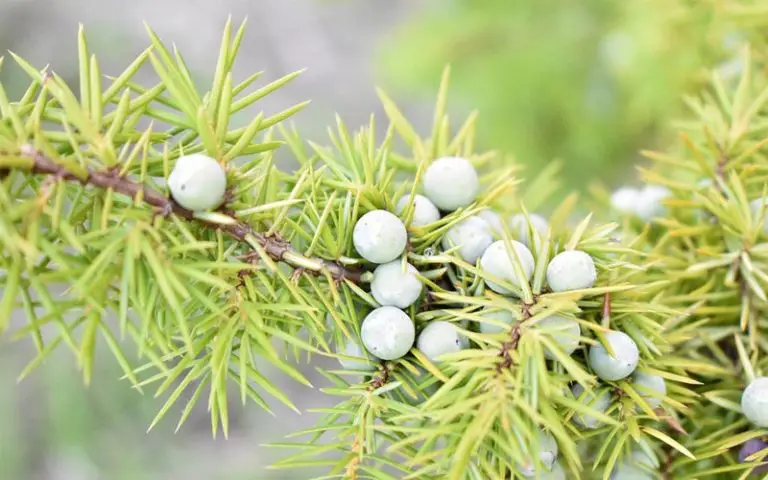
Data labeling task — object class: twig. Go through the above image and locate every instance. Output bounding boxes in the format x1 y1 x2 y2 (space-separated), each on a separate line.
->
341 363 394 480
9 146 364 283
496 302 533 373
345 424 361 479
368 362 392 391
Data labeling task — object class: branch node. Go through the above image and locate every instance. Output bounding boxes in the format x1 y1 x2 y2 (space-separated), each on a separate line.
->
369 362 392 390
3 147 365 284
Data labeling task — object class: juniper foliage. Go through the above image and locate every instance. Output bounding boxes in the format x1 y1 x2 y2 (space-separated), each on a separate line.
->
0 18 765 480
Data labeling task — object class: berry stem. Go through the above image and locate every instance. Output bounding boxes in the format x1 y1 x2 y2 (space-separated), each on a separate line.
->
601 292 611 328
3 146 365 283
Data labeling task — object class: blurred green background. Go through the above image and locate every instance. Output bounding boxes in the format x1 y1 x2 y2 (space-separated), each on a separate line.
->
0 0 766 478
377 0 766 189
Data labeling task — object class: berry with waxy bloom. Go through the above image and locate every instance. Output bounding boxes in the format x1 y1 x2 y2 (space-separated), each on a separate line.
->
423 156 479 211
589 331 640 381
510 213 549 248
546 250 597 292
479 240 535 294
416 321 469 362
168 153 228 211
370 260 423 309
361 306 415 360
442 216 493 264
631 372 667 409
742 377 768 428
396 194 441 227
353 210 408 264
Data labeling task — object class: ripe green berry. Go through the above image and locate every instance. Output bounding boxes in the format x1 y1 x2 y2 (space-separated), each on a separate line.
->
741 377 768 428
510 213 549 248
609 449 658 480
396 194 441 227
477 209 504 236
537 315 581 360
353 210 408 264
361 306 415 360
610 186 640 215
518 429 559 477
336 339 378 371
479 240 535 294
416 321 469 362
442 216 493 264
540 462 566 480
167 153 227 211
546 250 597 292
631 372 667 408
371 261 423 309
479 308 516 334
571 384 612 429
423 156 479 211
589 331 640 381
635 185 670 221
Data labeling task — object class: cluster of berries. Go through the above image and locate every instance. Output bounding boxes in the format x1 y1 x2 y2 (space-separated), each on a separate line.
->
166 153 768 476
607 179 768 474
337 157 665 478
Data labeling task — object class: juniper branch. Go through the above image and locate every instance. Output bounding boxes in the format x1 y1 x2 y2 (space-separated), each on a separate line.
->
368 362 393 391
4 145 364 283
496 301 532 373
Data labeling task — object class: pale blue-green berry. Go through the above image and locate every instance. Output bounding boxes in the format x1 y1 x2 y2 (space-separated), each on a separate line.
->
635 185 670 221
518 429 558 477
423 156 479 211
546 250 597 292
416 321 469 362
510 213 549 248
167 153 227 211
361 306 415 360
609 448 658 480
741 377 768 428
442 216 493 264
353 210 408 264
571 384 612 429
539 462 565 480
750 198 768 233
610 462 654 480
610 186 640 215
371 261 423 309
479 240 535 294
396 194 441 227
537 315 581 360
631 372 667 408
479 308 516 334
336 339 378 371
477 209 504 236
589 331 640 381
